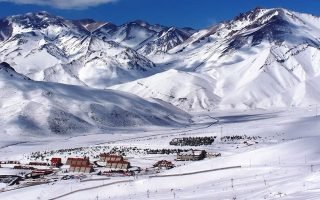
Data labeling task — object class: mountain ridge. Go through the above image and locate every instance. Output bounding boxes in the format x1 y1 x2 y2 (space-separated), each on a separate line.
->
1 7 320 114
109 8 320 111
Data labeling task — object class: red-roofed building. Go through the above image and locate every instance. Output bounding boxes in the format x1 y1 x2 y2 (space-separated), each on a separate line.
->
100 153 124 162
66 157 93 173
66 157 90 166
51 158 62 167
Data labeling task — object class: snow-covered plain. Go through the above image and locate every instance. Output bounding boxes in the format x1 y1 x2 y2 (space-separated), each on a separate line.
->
1 107 320 199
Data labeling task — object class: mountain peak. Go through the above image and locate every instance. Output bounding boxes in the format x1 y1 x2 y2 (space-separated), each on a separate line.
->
7 11 65 29
15 11 59 20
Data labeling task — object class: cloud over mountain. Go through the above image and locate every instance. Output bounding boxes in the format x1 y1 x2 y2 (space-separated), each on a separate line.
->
0 0 117 9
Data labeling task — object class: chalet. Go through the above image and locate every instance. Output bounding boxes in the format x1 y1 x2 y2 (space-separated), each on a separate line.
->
176 150 206 161
100 153 124 162
50 158 62 167
106 160 131 170
153 160 175 169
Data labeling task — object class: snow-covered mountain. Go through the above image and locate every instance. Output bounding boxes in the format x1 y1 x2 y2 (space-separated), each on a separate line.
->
137 27 194 55
0 12 194 88
1 8 320 115
112 8 320 111
0 62 190 135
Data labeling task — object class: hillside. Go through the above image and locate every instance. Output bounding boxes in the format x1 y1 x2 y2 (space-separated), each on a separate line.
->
112 8 320 111
0 62 190 135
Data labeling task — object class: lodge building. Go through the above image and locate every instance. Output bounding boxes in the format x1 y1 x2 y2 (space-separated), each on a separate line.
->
66 157 94 173
100 153 131 170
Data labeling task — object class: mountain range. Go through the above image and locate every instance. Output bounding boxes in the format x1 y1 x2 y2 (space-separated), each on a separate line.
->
1 7 320 134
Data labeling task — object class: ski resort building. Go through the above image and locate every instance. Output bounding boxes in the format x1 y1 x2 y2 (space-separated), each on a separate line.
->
66 157 90 166
66 157 94 173
176 150 206 161
106 160 131 170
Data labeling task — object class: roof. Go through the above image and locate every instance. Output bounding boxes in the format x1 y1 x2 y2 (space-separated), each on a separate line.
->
67 157 90 167
100 153 123 158
51 158 61 161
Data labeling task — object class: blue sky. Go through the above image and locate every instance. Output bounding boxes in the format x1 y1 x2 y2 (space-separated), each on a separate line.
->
0 0 320 29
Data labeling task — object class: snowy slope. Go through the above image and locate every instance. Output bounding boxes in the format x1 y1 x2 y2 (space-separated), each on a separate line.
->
0 62 190 135
115 8 320 111
137 27 193 55
110 69 221 111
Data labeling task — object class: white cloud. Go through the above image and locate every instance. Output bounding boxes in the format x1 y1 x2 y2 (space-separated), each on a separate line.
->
0 0 118 9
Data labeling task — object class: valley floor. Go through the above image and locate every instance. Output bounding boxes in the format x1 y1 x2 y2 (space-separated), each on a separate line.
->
1 107 320 199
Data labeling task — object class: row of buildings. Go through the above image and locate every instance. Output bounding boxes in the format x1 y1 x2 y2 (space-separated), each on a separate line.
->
48 154 132 173
46 150 207 174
